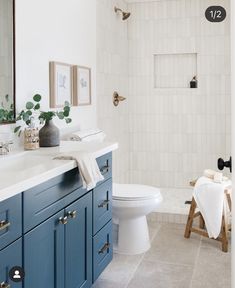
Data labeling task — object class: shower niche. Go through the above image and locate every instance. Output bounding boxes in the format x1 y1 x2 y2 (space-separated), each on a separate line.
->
154 53 197 89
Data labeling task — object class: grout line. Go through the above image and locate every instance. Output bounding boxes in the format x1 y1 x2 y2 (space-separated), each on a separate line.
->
124 252 146 288
124 223 162 288
189 236 202 288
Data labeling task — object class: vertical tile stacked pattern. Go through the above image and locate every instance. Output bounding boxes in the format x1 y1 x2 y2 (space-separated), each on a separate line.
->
128 0 231 188
96 0 130 183
97 0 231 188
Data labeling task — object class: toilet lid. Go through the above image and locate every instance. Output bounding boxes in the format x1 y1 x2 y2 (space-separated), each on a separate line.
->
113 183 161 201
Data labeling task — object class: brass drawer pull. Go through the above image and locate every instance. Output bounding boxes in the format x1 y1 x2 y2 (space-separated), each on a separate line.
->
0 220 10 231
67 210 77 219
98 200 110 208
0 282 10 288
58 216 68 225
100 165 109 174
98 242 110 254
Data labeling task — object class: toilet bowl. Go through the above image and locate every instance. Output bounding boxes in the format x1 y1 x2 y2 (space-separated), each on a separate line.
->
112 183 162 255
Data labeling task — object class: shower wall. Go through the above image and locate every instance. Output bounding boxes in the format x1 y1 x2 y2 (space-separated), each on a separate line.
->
96 0 129 183
128 0 231 188
97 0 231 188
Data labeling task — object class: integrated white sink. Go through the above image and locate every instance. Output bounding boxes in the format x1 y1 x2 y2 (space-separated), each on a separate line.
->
0 141 118 202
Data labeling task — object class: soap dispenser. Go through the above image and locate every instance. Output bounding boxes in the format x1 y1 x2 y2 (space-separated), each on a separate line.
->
190 76 197 88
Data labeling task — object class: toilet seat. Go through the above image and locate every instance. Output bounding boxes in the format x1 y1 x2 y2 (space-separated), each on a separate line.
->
113 183 161 201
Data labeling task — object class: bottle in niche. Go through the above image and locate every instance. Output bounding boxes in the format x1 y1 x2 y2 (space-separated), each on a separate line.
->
190 76 198 88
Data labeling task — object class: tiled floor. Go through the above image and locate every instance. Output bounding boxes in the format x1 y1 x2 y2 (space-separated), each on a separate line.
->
93 221 231 288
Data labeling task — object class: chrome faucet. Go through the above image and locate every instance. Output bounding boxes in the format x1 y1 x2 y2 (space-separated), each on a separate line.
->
0 141 13 155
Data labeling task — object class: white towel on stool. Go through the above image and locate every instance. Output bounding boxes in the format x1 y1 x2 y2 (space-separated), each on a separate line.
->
193 176 232 239
54 152 104 190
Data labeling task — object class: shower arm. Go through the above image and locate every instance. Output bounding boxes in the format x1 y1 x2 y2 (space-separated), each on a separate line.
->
114 7 123 13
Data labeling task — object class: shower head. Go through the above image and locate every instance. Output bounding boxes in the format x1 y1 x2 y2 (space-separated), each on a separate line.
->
122 11 131 20
114 7 131 21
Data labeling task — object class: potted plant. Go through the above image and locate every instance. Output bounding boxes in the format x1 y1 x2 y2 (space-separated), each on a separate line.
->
14 94 72 147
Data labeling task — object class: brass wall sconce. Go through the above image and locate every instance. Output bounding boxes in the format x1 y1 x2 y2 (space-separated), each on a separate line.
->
113 91 126 107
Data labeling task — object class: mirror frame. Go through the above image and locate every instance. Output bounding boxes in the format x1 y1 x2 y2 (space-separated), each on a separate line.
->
1 0 16 125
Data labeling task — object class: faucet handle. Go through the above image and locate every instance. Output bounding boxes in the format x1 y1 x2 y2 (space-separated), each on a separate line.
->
0 140 13 155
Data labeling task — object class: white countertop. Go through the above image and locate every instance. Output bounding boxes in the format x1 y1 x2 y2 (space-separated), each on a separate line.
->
0 141 118 202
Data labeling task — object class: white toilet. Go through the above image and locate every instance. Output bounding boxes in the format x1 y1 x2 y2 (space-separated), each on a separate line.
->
112 183 162 255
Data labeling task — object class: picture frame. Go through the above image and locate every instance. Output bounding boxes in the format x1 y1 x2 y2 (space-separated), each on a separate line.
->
49 61 73 108
73 65 91 106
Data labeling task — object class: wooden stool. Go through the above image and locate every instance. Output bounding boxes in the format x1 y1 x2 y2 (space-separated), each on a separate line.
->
184 180 232 252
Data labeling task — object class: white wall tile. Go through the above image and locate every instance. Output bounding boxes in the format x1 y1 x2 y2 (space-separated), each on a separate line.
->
128 0 230 188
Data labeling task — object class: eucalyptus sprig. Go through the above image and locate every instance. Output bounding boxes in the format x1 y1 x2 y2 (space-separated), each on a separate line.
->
14 94 72 136
39 101 72 124
14 94 42 136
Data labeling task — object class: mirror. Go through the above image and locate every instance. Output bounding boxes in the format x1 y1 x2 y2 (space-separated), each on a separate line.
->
0 0 15 124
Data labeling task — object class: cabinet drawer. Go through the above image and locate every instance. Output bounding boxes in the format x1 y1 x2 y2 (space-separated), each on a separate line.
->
93 179 112 235
93 220 113 283
96 153 112 185
23 168 86 232
0 194 22 250
0 238 22 288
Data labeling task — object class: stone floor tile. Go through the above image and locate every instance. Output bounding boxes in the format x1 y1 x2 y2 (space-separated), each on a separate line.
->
144 223 201 266
190 245 231 288
127 260 193 288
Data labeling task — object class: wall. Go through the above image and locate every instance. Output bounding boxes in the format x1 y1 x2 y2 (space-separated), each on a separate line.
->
128 0 231 188
96 0 129 183
0 0 97 139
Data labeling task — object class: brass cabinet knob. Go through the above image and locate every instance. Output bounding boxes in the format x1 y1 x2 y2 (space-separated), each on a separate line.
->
58 216 68 225
67 210 77 219
0 282 11 288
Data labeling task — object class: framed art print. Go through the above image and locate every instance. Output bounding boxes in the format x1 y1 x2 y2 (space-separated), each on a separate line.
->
73 66 91 106
49 62 73 108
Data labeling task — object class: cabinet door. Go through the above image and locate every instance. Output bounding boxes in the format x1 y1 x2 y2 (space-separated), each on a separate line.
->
65 192 92 288
24 211 65 288
0 238 22 288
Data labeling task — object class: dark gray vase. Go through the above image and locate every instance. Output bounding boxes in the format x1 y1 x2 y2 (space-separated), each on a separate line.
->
39 119 60 147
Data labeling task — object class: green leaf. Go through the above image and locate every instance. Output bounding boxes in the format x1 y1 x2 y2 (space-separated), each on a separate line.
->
26 120 31 126
65 118 72 124
26 102 34 109
63 110 69 117
33 94 42 102
34 103 40 110
64 101 70 107
26 110 32 116
14 126 21 133
23 112 30 122
57 111 64 119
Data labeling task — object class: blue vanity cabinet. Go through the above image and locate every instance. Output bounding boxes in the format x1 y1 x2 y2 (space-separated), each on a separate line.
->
92 178 113 283
65 192 92 288
24 210 65 288
0 194 22 251
24 192 92 288
0 152 113 288
0 238 22 288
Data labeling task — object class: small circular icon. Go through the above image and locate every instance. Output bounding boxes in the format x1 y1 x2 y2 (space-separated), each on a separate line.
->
205 6 226 23
9 266 25 282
